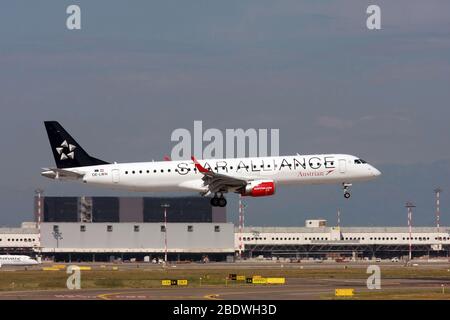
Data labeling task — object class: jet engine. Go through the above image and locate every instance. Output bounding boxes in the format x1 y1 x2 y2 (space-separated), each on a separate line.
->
240 180 276 197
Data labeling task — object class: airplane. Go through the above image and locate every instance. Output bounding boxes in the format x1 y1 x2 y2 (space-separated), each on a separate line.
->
0 255 39 268
41 121 381 207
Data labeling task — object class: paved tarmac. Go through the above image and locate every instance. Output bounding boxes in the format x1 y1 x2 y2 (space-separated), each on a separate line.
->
1 260 450 299
0 276 449 300
3 259 450 271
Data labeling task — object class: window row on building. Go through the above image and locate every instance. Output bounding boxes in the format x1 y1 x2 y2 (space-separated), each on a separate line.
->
53 225 222 233
241 236 330 241
241 235 450 242
345 236 450 241
0 237 37 242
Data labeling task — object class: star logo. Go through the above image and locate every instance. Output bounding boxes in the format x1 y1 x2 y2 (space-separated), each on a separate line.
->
56 140 76 160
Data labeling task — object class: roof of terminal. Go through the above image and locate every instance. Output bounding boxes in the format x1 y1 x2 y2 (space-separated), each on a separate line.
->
0 228 39 234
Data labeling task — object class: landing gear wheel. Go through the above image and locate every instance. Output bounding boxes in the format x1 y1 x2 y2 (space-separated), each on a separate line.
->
210 197 220 207
342 183 352 199
210 193 227 207
218 197 227 207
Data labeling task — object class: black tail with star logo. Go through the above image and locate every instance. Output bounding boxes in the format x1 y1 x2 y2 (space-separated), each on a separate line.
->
44 121 110 169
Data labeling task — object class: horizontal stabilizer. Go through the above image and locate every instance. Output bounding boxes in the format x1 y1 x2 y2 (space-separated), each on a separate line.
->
41 168 85 180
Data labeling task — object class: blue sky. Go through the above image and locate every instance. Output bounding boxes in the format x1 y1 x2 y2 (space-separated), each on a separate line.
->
0 1 450 227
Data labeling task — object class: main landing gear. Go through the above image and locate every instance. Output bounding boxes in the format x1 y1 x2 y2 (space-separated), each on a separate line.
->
210 193 227 207
343 183 352 199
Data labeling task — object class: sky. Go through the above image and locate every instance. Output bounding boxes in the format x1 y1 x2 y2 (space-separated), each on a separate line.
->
0 1 450 227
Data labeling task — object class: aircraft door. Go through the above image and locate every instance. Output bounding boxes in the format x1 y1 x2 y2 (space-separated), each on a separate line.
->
339 159 346 173
112 169 120 183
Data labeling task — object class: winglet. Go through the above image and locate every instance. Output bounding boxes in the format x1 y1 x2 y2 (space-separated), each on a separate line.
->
191 156 210 173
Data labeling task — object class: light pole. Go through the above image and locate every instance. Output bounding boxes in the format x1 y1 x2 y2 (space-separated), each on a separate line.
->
337 209 341 228
52 231 63 248
238 196 247 258
52 229 63 262
405 202 416 261
434 188 442 234
161 203 170 264
35 189 44 255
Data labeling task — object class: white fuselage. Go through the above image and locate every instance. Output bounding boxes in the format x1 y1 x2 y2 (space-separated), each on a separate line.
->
44 154 380 193
0 255 39 268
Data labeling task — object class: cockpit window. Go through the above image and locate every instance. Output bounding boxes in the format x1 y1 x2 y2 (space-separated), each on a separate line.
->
354 159 367 164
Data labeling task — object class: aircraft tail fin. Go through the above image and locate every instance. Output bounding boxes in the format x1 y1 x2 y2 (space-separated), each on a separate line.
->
44 121 110 169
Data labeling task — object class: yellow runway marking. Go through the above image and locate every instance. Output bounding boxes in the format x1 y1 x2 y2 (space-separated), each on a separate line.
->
96 290 205 300
97 292 123 300
204 294 222 300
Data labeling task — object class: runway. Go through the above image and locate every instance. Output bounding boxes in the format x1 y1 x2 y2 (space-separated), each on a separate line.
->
3 259 450 271
0 276 449 300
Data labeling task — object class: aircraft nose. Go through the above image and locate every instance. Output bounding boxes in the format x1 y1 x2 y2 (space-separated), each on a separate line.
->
370 166 381 177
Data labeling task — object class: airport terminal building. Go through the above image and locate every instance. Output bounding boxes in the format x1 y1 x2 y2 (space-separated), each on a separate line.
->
236 223 450 259
1 196 450 261
34 196 235 261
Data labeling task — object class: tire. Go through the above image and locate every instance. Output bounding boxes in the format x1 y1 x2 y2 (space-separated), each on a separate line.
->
218 197 227 207
344 192 351 199
210 197 219 207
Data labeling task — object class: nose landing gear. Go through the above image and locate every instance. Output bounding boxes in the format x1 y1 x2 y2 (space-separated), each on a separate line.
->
210 193 227 207
343 183 352 199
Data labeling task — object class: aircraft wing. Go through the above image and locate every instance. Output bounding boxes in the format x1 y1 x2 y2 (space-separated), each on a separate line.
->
191 156 248 194
41 168 85 180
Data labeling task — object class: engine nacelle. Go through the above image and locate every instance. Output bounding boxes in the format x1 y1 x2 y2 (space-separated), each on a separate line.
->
241 180 276 197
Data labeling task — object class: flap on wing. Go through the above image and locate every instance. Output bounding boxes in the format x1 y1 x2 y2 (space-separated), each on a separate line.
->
191 156 248 193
